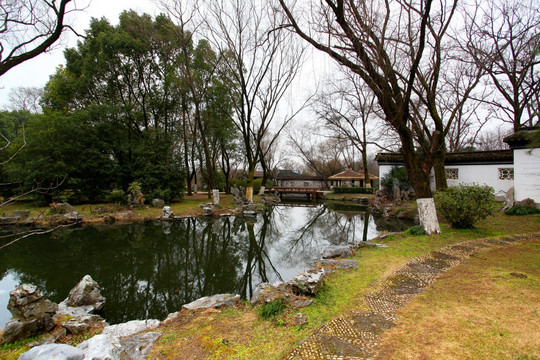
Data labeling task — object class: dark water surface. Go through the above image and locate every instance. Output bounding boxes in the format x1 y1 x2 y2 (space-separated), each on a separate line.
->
0 204 414 328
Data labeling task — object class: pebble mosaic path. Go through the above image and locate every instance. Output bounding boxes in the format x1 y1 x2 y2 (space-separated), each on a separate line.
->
282 233 539 360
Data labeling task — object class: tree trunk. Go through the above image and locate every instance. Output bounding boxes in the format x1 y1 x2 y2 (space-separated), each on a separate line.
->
362 149 371 188
246 165 255 202
433 148 447 191
399 131 433 198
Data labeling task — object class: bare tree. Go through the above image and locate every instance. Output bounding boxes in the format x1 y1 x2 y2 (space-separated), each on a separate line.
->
463 0 540 132
203 0 304 201
314 70 395 188
278 0 455 198
0 0 79 76
6 86 43 113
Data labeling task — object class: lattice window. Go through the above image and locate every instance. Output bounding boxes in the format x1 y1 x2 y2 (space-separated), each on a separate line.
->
445 168 459 180
498 168 514 180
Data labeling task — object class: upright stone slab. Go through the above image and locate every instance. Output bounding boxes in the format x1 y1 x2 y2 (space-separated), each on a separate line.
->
417 198 441 235
212 189 220 205
246 186 253 202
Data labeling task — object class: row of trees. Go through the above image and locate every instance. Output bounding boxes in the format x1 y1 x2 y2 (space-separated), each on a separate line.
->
0 0 538 205
280 0 539 197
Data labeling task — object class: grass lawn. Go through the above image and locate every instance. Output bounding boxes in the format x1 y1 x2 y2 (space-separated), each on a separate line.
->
148 213 540 360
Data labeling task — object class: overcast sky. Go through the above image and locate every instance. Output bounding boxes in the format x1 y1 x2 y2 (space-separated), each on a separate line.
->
0 0 159 108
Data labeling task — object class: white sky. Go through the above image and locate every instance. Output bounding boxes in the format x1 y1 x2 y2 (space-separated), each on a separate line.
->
0 0 159 108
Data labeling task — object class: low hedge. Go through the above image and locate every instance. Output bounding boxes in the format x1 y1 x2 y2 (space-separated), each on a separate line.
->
332 186 375 194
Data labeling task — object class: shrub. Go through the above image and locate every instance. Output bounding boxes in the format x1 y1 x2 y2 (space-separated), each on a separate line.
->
104 189 126 204
149 188 172 203
332 186 375 194
380 167 411 199
505 205 540 216
434 184 496 228
404 225 426 236
259 298 287 320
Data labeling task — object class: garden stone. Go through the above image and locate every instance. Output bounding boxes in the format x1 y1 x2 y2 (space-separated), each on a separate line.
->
63 319 90 335
291 313 308 326
501 187 515 212
183 294 241 310
77 334 125 360
7 284 57 320
64 275 105 312
321 245 353 259
319 259 358 269
152 198 165 208
417 198 441 235
212 189 220 205
2 316 56 344
12 210 31 219
102 319 160 338
290 268 327 296
119 332 162 360
18 343 84 360
162 206 172 219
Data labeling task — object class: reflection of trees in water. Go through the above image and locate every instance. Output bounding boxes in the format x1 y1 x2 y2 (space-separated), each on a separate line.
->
277 205 372 265
0 208 414 324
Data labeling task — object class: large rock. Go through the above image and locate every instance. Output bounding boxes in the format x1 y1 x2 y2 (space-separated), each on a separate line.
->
76 334 124 360
162 206 173 219
417 198 441 235
2 284 58 344
2 317 56 345
290 268 327 296
18 343 84 360
102 319 160 338
64 275 105 312
152 198 165 208
321 245 353 259
119 332 162 360
183 294 241 310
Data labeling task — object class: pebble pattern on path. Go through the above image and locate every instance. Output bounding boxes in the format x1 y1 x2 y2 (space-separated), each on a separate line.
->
282 233 539 360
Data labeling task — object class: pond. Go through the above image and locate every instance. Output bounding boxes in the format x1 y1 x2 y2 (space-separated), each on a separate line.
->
0 204 414 328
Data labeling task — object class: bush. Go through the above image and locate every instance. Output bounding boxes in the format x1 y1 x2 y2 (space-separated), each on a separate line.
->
228 178 273 194
435 184 496 228
404 225 426 236
380 167 411 199
149 188 172 203
332 186 375 194
104 189 126 204
259 298 287 320
505 205 540 216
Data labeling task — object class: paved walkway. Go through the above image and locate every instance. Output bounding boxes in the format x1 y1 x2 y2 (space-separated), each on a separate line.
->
282 233 539 360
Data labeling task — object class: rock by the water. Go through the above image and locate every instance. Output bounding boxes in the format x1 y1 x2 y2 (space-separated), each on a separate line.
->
102 319 160 338
2 284 58 344
2 317 56 345
319 258 358 269
152 198 165 208
64 275 105 312
321 245 353 259
119 332 162 360
162 206 173 219
291 268 327 296
62 319 90 335
19 343 84 360
77 334 124 360
212 189 220 205
183 294 241 310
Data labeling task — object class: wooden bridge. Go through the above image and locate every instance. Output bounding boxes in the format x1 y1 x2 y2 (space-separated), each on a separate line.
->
268 186 322 200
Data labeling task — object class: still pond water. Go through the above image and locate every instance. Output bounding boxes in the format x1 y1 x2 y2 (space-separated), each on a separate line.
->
0 203 414 328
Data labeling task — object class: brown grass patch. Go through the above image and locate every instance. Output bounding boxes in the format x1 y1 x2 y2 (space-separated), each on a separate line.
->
375 240 540 360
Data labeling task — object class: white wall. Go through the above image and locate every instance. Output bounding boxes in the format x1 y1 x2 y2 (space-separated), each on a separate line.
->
379 163 514 197
514 148 540 203
444 164 514 197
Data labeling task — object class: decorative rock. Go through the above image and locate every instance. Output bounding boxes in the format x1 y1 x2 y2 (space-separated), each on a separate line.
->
183 294 241 310
63 319 90 335
288 298 313 309
102 319 160 338
319 259 359 269
19 343 84 360
212 189 220 205
7 284 57 320
321 245 353 259
356 242 389 248
291 268 327 296
77 334 124 360
250 283 273 305
501 187 515 212
2 316 56 344
152 198 165 208
119 332 162 360
416 198 441 235
64 275 105 312
12 210 31 219
202 205 214 216
162 206 173 219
